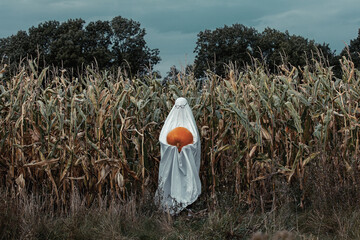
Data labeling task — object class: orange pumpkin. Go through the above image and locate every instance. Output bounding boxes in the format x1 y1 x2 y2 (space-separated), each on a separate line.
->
167 127 193 152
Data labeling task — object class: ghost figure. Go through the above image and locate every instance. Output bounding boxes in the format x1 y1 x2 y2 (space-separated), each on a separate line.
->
155 97 201 214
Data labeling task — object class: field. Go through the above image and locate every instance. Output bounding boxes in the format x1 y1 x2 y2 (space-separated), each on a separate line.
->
1 56 360 239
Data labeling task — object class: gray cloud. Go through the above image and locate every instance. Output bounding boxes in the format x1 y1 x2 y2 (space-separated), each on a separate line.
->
254 0 360 52
0 0 359 75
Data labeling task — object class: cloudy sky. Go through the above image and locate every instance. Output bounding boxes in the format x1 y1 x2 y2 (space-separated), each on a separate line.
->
0 0 359 75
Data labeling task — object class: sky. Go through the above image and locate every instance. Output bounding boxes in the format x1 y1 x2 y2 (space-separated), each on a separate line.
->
0 0 359 76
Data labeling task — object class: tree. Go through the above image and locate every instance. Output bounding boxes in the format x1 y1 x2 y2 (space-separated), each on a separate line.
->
163 65 180 83
110 16 160 75
84 20 113 69
0 30 30 69
0 16 160 75
194 24 259 77
28 21 60 64
341 28 360 69
255 28 324 70
314 42 340 77
254 28 287 70
50 19 86 69
193 25 337 77
163 64 193 84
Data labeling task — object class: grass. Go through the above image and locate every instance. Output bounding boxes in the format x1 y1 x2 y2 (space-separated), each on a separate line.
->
2 186 360 239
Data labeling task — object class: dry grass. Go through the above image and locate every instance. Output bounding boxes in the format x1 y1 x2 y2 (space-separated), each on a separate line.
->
0 188 173 240
1 181 360 239
0 56 360 238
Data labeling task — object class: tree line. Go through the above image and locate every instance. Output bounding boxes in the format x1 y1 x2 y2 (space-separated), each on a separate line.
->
0 16 359 78
192 25 360 78
0 16 160 76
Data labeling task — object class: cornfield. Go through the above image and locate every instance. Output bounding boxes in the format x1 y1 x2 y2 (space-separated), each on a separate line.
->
0 57 359 210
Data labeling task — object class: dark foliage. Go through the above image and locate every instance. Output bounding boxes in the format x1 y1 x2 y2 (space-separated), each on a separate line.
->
193 24 341 78
341 28 360 69
0 16 161 76
194 24 258 77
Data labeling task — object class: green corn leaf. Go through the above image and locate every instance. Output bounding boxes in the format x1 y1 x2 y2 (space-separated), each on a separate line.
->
285 101 303 133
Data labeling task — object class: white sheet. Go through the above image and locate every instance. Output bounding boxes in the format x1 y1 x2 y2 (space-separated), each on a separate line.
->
155 97 201 214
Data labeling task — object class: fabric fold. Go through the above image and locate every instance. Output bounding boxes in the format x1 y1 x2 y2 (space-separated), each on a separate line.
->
155 97 201 214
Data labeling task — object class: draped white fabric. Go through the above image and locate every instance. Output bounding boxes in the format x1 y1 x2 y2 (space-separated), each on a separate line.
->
155 97 201 214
